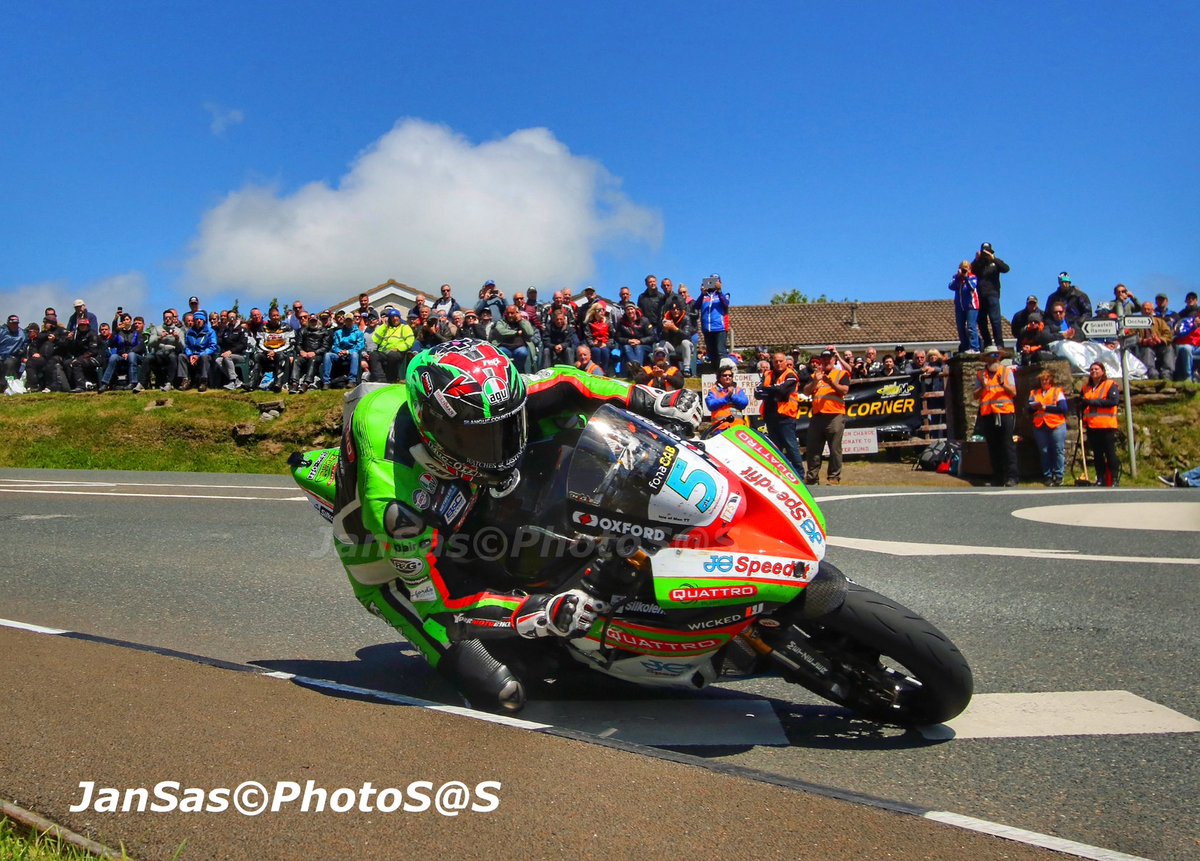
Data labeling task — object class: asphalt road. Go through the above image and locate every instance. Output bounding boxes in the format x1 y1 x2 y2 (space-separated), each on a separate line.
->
1 469 1197 860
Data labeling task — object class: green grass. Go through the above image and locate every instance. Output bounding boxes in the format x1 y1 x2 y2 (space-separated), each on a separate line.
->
0 389 344 474
0 816 129 860
0 381 1195 483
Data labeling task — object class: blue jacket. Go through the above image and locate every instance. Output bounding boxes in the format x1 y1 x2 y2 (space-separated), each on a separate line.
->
184 326 218 357
699 291 730 333
948 274 979 312
705 383 749 414
107 330 145 358
331 327 367 354
0 326 28 360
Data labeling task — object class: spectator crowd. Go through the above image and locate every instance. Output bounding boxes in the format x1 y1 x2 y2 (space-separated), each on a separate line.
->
945 243 1200 382
3 257 1197 399
0 276 734 395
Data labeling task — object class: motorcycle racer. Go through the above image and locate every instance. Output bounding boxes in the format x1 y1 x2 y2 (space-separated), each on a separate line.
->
332 338 701 712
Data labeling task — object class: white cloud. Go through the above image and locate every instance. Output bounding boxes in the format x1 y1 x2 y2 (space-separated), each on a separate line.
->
184 120 662 306
205 102 245 136
0 272 148 328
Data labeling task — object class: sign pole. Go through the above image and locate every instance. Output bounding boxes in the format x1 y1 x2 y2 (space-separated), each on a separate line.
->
1118 315 1137 478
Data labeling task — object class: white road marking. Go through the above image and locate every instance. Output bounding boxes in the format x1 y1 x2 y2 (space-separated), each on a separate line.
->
14 514 74 521
826 534 1200 565
921 811 1155 861
920 691 1200 741
0 618 67 634
814 488 1160 502
1013 502 1200 532
0 478 294 491
0 488 303 502
517 699 788 746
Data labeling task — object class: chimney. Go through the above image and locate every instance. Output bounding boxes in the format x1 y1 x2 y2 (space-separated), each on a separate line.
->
848 301 861 329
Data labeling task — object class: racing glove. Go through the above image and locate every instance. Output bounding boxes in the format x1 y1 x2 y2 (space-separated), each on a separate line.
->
513 589 610 639
630 385 702 434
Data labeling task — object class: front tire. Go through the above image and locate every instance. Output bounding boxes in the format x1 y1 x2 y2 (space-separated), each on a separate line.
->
766 580 973 725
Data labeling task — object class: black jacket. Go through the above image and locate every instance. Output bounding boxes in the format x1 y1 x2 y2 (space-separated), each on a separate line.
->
63 329 102 361
636 288 663 326
972 254 1010 298
616 315 654 346
34 326 68 359
219 325 252 355
295 326 330 354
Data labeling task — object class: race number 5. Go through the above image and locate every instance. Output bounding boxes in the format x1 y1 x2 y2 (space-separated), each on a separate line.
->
665 459 717 513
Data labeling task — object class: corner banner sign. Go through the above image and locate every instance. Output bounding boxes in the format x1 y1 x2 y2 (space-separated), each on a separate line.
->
701 373 922 440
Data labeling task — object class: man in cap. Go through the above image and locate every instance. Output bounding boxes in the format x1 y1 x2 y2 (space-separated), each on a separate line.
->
802 348 850 485
187 296 210 323
62 314 103 392
575 285 599 330
635 346 683 391
1010 295 1042 341
1153 293 1176 326
973 344 1019 486
1044 272 1092 328
184 311 217 392
475 280 505 321
0 314 28 392
66 299 99 335
970 243 1010 349
369 308 416 383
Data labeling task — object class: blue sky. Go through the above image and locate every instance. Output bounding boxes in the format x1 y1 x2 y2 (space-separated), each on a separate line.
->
2 1 1196 326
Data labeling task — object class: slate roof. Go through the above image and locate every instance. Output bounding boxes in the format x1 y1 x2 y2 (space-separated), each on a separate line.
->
730 300 960 351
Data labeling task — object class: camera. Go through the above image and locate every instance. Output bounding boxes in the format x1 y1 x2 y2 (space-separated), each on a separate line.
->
700 277 719 293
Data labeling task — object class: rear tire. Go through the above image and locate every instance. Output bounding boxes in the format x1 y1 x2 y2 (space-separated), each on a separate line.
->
767 579 973 725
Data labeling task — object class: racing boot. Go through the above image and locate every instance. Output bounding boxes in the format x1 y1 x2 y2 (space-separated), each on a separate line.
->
438 639 526 713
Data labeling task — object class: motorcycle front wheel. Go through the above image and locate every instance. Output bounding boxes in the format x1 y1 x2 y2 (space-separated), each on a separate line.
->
767 580 973 726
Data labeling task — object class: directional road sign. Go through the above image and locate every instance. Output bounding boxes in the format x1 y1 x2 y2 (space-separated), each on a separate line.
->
1120 314 1153 330
1080 318 1118 339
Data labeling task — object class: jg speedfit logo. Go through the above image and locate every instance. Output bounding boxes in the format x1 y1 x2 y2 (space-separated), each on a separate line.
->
702 554 800 578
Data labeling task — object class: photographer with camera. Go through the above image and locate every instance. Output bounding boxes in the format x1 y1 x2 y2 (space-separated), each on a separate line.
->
698 274 730 370
475 279 506 321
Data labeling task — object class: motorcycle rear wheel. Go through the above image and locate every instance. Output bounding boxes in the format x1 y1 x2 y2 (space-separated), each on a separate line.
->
770 580 973 726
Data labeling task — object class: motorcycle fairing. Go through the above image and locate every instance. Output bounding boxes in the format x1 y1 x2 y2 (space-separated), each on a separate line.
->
702 429 827 559
649 548 815 609
291 447 340 521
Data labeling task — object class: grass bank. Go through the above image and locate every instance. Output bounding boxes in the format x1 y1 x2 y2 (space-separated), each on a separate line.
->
0 381 1196 485
0 389 344 474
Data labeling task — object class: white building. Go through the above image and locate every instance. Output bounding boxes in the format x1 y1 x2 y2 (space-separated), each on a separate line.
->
321 279 418 317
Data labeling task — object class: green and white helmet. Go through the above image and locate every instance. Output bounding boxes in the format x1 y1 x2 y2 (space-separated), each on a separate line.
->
405 339 528 486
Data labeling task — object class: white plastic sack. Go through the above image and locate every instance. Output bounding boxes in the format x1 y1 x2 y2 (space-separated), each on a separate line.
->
1048 340 1147 379
4 376 26 395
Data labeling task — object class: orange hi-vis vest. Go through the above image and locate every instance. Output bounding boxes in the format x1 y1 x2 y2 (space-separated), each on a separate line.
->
763 368 800 418
977 366 1015 415
810 366 848 415
1082 379 1118 429
708 383 735 423
1030 386 1066 429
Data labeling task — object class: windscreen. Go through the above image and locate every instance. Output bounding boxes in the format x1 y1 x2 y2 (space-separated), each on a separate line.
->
566 404 727 531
